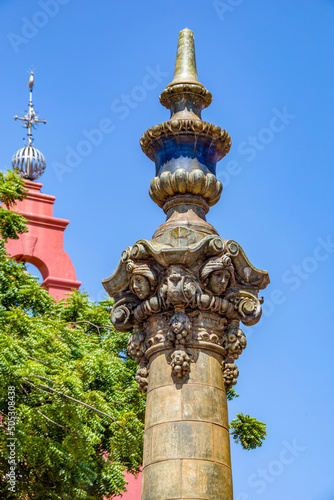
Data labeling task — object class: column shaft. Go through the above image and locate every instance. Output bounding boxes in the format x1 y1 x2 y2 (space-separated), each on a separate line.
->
141 348 233 500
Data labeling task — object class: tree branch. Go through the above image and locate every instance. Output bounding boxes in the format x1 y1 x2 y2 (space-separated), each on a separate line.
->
35 408 76 435
59 322 128 359
69 320 114 335
26 356 48 365
24 378 122 428
30 374 54 384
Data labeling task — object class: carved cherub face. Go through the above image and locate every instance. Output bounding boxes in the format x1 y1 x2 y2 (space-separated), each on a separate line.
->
207 269 231 295
131 275 151 300
127 261 158 300
200 255 235 295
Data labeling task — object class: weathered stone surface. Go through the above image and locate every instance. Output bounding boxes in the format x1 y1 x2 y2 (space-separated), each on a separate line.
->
182 384 227 425
145 385 182 428
146 421 230 464
143 347 232 498
181 460 232 500
141 460 182 500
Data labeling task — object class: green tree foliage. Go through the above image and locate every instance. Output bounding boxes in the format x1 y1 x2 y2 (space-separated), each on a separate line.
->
0 170 28 242
230 413 267 451
227 385 267 451
226 387 239 402
0 284 145 498
0 171 145 499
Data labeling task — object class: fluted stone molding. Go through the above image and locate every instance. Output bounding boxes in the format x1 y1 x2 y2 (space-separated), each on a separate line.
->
149 169 223 210
103 28 269 500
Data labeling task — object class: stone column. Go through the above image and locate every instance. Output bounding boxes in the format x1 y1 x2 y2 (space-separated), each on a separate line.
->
103 28 269 500
142 324 232 500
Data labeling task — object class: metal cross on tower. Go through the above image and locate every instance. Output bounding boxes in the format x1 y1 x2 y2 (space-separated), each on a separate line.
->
12 71 47 180
14 70 46 147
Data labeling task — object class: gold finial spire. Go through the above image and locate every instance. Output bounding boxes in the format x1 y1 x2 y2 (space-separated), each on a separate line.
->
160 29 212 115
169 28 202 87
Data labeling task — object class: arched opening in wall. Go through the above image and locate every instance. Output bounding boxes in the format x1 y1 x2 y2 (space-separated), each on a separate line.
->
13 255 49 283
24 262 43 283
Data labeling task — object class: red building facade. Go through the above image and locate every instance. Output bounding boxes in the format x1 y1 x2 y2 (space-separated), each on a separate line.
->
5 179 81 300
6 71 81 300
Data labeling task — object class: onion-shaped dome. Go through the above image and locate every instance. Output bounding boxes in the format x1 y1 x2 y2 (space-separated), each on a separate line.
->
12 145 46 181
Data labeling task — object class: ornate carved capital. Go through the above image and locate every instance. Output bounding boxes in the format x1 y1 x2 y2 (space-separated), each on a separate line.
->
103 235 269 392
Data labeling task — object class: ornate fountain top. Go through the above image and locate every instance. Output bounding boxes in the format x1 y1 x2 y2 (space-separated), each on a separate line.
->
12 70 47 181
140 28 231 224
103 29 269 394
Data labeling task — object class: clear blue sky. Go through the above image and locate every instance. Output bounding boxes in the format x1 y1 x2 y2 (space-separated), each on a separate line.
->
1 1 333 498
